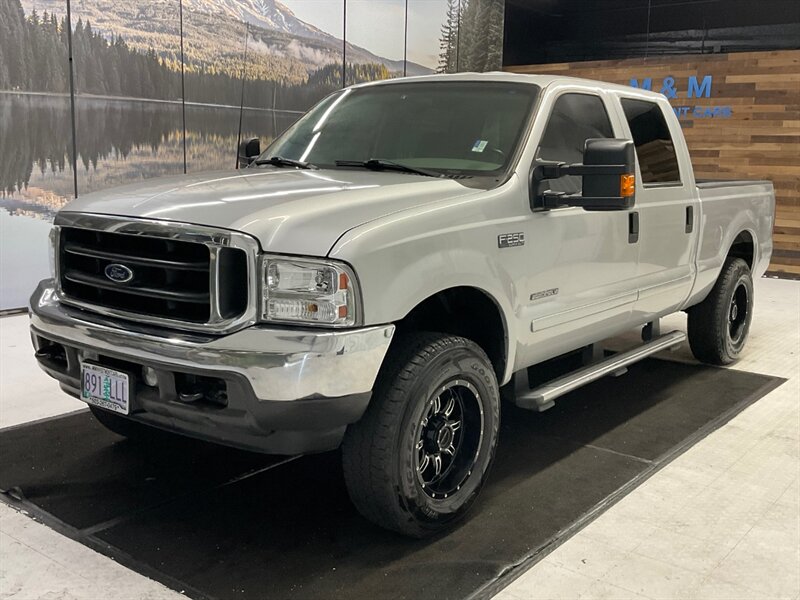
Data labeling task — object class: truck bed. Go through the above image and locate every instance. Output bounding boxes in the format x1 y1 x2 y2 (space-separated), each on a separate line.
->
692 179 775 292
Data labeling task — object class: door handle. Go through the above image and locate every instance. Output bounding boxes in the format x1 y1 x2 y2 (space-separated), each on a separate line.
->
685 206 694 233
628 211 639 244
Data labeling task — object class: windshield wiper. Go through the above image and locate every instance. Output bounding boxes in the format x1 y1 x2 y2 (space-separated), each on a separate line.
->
335 158 441 178
254 156 318 170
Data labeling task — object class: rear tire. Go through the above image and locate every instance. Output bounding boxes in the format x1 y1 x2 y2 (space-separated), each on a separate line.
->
687 257 754 365
341 332 500 538
89 406 150 440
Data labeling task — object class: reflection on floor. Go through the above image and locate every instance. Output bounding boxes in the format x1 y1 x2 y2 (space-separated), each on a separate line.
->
0 277 798 600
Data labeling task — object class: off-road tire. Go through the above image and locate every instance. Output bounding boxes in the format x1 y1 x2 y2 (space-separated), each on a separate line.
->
687 257 754 365
341 332 500 538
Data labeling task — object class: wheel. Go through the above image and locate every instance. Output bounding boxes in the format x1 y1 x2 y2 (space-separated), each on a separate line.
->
341 332 500 537
687 257 754 365
89 406 150 440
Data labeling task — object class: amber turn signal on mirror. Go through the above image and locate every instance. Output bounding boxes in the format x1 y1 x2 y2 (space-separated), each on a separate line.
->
620 174 636 197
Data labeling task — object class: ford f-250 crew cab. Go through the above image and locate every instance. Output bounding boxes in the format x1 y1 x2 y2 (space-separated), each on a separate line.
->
30 73 774 537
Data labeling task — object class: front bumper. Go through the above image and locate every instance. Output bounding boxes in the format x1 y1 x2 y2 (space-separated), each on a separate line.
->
29 280 395 454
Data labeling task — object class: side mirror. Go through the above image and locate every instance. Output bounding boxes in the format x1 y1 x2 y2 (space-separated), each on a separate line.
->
238 137 261 168
530 138 636 211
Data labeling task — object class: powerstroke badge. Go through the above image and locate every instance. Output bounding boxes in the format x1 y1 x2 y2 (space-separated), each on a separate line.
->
498 232 525 248
530 288 559 301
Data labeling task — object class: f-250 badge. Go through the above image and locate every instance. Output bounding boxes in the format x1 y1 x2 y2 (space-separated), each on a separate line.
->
498 232 525 248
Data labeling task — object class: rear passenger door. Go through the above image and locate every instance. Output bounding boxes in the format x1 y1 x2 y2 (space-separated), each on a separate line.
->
616 97 698 319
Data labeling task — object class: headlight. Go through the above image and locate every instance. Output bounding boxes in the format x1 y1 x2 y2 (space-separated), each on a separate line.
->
260 256 360 327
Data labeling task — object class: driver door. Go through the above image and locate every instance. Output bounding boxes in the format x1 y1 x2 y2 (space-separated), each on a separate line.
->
516 89 640 367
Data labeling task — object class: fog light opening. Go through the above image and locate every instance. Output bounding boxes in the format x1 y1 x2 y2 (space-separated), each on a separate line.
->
142 366 159 387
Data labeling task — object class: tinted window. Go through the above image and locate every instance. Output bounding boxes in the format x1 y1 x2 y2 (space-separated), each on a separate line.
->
621 99 681 184
504 0 800 65
265 82 539 177
538 93 614 194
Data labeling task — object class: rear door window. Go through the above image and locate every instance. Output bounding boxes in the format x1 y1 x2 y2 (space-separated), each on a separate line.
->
620 99 681 185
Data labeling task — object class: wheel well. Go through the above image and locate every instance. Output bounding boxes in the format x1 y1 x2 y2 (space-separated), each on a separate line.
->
728 231 755 270
395 287 507 380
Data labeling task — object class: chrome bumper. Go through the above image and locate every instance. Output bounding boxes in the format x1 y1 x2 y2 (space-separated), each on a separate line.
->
30 280 395 403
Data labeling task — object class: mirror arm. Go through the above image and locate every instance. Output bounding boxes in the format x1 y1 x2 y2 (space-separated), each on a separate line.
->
535 162 628 180
541 192 634 211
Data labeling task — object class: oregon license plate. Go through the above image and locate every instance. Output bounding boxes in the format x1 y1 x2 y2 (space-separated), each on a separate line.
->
81 364 130 415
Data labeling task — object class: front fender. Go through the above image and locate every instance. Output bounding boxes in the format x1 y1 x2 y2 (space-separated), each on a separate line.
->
329 184 525 384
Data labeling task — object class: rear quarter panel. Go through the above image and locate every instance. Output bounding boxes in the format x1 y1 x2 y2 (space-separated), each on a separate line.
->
686 181 775 307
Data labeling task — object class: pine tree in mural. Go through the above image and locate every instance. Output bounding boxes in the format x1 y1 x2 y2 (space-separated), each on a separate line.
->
437 0 504 74
437 0 460 74
0 0 399 110
484 0 504 70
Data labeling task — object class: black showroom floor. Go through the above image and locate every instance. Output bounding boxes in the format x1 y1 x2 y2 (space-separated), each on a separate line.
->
0 358 782 600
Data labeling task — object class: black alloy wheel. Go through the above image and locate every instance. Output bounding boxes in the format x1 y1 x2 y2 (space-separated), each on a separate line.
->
341 332 500 537
414 379 483 500
688 256 754 365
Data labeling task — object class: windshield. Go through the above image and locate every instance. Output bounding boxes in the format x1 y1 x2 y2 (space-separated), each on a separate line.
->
262 82 540 177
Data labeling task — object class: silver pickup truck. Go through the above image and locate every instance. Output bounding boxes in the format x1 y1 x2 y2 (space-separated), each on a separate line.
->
30 73 774 537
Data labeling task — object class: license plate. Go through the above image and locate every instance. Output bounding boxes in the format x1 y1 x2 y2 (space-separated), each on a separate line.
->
81 364 130 415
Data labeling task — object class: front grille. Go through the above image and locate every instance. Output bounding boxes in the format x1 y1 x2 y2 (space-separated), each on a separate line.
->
57 220 253 331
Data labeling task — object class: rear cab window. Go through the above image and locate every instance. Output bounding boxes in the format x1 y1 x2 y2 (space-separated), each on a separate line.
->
620 98 682 185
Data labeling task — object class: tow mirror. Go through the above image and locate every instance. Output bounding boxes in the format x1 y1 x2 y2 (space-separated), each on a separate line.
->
530 138 636 211
238 137 261 168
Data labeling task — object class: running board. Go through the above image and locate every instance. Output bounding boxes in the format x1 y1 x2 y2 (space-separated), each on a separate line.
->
515 330 686 412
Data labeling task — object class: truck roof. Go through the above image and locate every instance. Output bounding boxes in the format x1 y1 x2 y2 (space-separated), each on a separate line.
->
352 71 665 101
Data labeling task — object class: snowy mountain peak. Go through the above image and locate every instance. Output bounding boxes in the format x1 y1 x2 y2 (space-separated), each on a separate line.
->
183 0 329 41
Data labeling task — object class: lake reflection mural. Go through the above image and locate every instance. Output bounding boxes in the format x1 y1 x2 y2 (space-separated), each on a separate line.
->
0 0 503 309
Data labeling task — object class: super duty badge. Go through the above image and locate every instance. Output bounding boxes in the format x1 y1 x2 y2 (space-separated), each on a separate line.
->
498 232 525 248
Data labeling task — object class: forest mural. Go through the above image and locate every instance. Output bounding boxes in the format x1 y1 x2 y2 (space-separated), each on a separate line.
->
0 0 504 309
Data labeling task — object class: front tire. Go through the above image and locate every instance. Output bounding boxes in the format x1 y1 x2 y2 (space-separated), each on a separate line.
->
342 332 500 538
687 257 754 365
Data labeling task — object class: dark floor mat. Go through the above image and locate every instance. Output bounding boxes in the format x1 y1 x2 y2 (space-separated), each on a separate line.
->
0 359 782 600
0 414 284 530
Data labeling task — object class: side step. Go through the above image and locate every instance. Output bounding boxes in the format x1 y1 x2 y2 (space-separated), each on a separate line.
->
515 330 686 412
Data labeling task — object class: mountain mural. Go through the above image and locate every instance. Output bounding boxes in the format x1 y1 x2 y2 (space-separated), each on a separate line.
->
183 0 331 40
17 0 432 85
0 0 504 312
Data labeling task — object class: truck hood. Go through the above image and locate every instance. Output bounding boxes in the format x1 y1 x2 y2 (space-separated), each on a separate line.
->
61 169 481 256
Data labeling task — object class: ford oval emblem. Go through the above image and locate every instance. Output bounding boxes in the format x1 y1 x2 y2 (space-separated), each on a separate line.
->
104 263 134 283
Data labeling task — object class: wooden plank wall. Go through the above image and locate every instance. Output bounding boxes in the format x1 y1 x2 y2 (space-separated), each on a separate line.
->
506 50 800 278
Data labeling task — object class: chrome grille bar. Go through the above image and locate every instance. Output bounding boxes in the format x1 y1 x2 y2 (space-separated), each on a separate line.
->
54 213 260 334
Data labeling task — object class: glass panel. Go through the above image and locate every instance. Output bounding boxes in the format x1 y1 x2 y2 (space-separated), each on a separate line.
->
237 0 343 159
406 0 448 74
621 98 681 184
182 7 248 172
0 0 74 309
71 0 185 192
266 82 539 176
538 93 614 194
503 0 799 65
539 94 614 163
422 0 505 73
503 0 649 65
344 0 403 85
455 0 505 72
